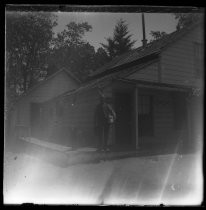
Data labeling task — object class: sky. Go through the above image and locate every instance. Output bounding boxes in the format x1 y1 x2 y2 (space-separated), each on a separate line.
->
53 12 178 51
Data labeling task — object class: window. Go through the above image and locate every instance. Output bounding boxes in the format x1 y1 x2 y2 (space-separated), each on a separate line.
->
194 42 204 77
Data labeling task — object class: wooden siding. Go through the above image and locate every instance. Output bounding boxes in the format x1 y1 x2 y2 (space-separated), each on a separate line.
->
126 61 159 82
50 88 108 146
11 71 79 137
161 25 204 87
29 71 78 103
62 89 100 128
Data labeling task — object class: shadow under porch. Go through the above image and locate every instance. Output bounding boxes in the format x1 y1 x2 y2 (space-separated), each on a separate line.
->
111 80 194 154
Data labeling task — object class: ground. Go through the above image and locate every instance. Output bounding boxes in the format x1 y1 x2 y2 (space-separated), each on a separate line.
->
3 147 203 206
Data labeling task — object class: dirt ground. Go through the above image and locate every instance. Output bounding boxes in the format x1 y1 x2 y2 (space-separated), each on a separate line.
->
3 147 203 206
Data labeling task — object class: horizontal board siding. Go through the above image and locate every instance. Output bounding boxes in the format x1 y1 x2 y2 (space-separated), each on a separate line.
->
126 62 159 82
38 90 99 146
29 72 78 102
53 88 103 146
12 71 79 135
161 26 204 87
69 88 112 146
161 70 194 78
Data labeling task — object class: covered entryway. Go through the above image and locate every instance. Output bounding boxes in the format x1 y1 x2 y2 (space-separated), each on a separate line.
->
137 87 190 151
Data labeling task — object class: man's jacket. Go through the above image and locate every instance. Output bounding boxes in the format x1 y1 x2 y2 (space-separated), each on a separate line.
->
94 103 116 127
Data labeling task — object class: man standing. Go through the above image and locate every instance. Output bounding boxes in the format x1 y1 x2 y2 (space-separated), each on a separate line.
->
94 96 116 152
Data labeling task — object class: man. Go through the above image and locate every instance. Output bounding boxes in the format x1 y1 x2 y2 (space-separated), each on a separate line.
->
94 96 116 152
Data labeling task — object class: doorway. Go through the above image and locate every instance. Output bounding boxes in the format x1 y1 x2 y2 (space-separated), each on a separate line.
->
114 92 134 150
138 94 154 137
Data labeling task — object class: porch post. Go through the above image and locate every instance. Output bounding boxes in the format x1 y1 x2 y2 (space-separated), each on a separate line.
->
134 85 139 149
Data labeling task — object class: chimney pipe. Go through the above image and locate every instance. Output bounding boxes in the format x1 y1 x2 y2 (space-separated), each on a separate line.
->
141 13 147 47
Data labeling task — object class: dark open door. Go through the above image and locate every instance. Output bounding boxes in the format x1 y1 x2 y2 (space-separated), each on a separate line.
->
138 95 154 137
115 92 133 149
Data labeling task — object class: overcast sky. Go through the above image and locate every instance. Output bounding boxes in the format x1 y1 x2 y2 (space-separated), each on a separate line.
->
53 12 178 51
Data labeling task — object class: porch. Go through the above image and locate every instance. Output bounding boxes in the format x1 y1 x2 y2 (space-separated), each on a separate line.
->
110 79 191 151
11 136 189 168
12 79 198 155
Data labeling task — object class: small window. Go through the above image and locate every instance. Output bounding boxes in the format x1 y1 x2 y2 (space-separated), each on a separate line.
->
194 42 204 77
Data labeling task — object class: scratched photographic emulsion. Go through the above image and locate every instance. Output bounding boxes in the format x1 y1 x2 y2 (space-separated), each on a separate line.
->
4 5 204 206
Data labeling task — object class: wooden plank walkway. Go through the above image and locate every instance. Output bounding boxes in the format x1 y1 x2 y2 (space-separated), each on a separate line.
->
21 137 72 152
18 137 183 167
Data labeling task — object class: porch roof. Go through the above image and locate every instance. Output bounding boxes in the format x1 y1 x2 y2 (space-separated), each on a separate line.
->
116 78 193 92
48 69 193 104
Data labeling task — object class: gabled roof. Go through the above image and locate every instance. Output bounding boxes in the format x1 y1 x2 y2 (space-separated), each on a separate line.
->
50 21 202 101
50 58 160 103
10 68 81 108
36 21 203 104
90 21 203 79
61 67 81 84
21 67 81 97
48 55 193 104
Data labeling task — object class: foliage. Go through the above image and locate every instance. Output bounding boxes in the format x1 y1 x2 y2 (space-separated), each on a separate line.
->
101 19 136 59
174 13 203 30
52 21 92 49
47 21 97 81
94 47 110 69
6 11 57 110
48 43 97 81
48 22 110 81
150 31 167 42
101 37 116 59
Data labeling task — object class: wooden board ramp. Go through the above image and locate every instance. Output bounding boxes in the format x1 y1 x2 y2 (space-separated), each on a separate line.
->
21 137 72 152
18 137 178 167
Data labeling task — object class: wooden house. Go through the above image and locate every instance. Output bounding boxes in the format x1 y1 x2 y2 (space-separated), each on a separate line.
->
7 68 81 145
44 21 203 151
9 21 204 152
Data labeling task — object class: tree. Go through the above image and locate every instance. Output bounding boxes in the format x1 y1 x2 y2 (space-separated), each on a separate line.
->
48 21 96 81
101 37 116 59
52 21 92 49
6 11 57 114
94 47 110 69
101 19 136 59
174 13 203 30
150 31 167 42
5 12 57 140
6 12 57 94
